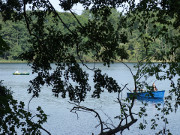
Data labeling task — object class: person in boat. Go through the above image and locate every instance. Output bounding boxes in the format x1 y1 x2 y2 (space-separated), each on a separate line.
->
15 70 19 73
152 83 158 91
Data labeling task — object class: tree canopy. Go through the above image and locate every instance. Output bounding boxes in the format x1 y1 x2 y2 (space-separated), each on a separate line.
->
0 0 180 134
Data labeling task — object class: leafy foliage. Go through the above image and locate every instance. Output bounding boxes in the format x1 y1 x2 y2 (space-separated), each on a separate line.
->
0 81 48 134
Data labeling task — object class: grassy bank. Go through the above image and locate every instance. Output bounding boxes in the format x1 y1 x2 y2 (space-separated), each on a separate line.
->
0 60 28 63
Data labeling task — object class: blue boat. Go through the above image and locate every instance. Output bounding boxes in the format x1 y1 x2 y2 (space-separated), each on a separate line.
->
137 98 164 103
127 90 165 99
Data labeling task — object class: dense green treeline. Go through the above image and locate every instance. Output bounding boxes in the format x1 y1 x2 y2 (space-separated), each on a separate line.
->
0 17 30 59
0 11 88 61
124 11 180 61
0 10 179 62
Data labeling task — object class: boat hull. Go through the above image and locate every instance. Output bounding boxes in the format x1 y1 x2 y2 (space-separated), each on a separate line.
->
127 90 165 99
13 73 30 75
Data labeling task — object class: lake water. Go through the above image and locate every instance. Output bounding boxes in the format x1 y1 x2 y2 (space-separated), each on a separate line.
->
0 63 179 135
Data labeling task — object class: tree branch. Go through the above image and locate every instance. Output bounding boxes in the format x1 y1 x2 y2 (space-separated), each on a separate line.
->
100 118 137 135
69 9 84 28
23 0 37 38
69 102 104 134
47 0 76 36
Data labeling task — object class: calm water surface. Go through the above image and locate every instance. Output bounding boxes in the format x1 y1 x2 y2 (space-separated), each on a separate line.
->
0 63 179 135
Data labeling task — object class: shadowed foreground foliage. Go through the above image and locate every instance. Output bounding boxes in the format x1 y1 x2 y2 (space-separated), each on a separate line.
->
0 81 49 134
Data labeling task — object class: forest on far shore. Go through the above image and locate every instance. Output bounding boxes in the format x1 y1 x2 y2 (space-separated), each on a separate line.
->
0 9 179 62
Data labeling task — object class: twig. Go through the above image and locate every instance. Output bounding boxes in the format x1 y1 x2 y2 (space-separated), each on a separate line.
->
40 126 51 135
121 62 134 78
28 95 35 112
76 43 96 71
100 109 115 128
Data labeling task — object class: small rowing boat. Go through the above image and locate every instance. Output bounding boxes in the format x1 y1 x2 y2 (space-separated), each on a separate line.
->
13 72 30 75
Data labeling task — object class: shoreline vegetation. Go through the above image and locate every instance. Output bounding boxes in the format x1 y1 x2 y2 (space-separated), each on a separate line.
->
0 59 172 64
0 60 28 63
1 11 179 64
